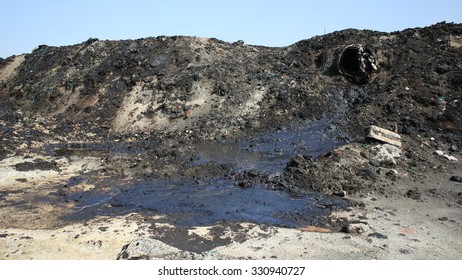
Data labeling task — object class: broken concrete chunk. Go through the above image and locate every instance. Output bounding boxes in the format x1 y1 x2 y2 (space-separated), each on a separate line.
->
366 125 402 147
369 144 400 167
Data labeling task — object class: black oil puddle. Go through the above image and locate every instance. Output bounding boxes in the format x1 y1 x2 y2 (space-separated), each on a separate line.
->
64 177 346 227
60 117 348 228
195 118 343 174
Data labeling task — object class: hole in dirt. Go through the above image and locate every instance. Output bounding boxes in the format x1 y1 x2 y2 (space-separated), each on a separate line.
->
339 48 361 73
338 44 378 85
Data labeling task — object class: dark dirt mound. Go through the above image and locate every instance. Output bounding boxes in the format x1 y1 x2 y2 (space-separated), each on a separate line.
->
1 22 462 226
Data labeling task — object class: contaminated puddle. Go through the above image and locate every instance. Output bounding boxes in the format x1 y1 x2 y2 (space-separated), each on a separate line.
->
64 178 344 227
196 118 342 173
59 118 348 228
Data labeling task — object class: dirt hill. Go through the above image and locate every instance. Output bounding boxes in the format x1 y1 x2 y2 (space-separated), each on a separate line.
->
1 22 461 259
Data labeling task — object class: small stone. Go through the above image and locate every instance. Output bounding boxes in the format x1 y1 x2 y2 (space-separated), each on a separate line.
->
443 155 458 162
15 178 28 182
406 188 421 200
450 176 462 183
237 180 252 188
449 145 458 152
342 223 370 234
399 248 411 254
386 169 398 176
332 190 346 197
435 150 445 156
368 232 388 239
386 169 398 181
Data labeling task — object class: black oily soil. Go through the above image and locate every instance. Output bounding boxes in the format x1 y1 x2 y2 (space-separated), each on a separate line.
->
14 159 60 171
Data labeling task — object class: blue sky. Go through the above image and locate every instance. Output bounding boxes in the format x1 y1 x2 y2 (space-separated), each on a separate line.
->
1 0 461 58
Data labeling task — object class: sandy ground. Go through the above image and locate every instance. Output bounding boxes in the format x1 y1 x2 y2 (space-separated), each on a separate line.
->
1 153 461 260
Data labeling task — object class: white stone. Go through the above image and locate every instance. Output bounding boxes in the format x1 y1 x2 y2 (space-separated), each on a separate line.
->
435 150 445 156
369 144 400 167
443 155 458 162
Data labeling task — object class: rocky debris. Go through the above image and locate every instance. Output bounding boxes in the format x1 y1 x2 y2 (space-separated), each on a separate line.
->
385 169 399 181
435 150 458 162
406 188 422 200
332 190 347 197
449 35 462 48
280 143 405 196
342 223 370 234
368 144 401 167
116 238 201 260
366 126 401 148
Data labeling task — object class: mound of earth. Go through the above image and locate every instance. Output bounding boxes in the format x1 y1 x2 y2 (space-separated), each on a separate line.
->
1 22 461 260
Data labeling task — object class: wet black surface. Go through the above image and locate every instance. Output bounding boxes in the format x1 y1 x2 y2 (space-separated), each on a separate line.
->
63 177 347 227
195 118 344 173
58 117 348 228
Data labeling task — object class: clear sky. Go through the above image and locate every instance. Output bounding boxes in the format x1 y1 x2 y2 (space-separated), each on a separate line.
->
1 0 461 58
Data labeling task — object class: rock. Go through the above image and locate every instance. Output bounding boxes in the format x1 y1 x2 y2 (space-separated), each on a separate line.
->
342 223 370 234
116 238 199 260
368 232 388 239
406 188 421 200
386 169 398 181
449 35 462 48
450 176 462 183
369 144 401 167
332 190 347 197
443 155 458 162
237 180 252 188
435 150 445 156
366 125 401 147
435 150 458 162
